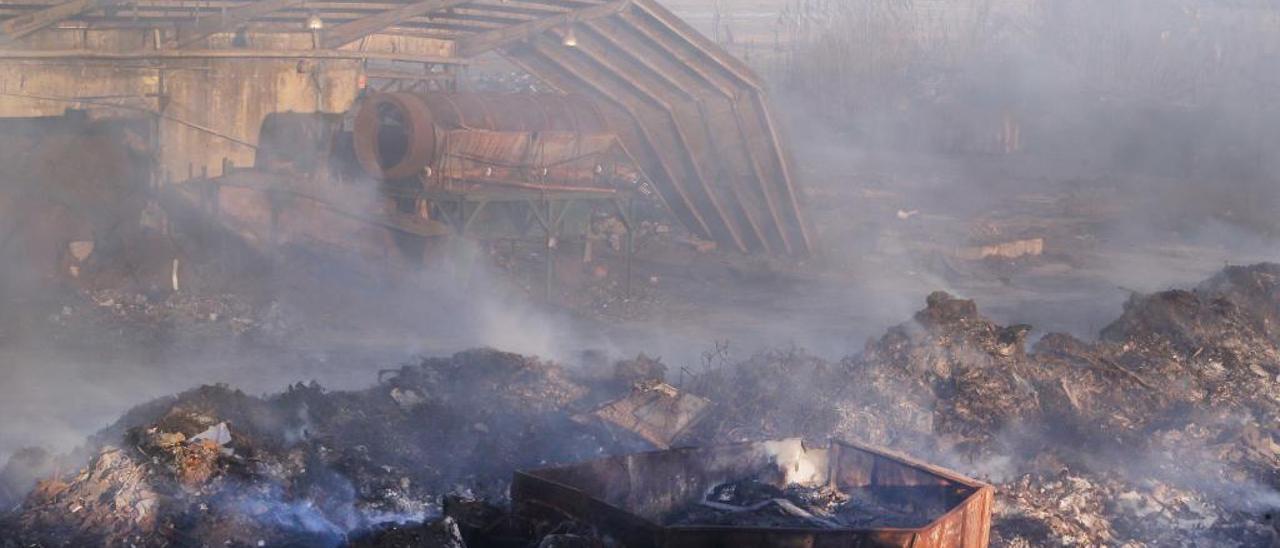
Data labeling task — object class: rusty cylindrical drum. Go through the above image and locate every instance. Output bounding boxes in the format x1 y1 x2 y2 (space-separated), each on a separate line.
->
352 91 608 180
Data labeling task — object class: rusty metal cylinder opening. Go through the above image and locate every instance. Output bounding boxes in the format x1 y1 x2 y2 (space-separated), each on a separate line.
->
353 92 437 180
353 91 609 181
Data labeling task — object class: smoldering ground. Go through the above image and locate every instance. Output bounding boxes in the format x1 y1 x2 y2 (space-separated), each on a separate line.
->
2 0 1280 545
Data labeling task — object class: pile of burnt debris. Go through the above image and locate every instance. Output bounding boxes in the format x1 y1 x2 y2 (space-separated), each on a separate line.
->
4 264 1280 546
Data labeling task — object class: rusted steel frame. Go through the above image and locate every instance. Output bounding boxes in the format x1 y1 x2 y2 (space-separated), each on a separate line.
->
500 52 670 221
365 69 455 82
457 0 577 20
0 0 550 32
0 0 127 40
614 11 732 98
580 28 771 252
462 199 488 234
532 39 742 250
173 0 307 48
525 196 553 233
28 11 482 36
629 0 811 253
579 21 688 99
749 91 810 251
465 178 616 194
431 200 465 232
305 6 530 28
456 0 627 58
552 196 575 229
694 101 773 253
613 13 791 253
320 0 472 49
0 47 465 64
724 102 791 253
630 0 760 88
360 13 503 33
519 41 716 243
426 7 533 26
581 20 784 252
548 30 751 253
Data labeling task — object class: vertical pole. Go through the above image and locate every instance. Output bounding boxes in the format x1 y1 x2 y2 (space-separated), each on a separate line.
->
456 199 467 286
545 198 554 301
625 196 635 300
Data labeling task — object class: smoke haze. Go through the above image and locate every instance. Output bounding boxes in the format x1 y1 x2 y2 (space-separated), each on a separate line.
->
0 2 1279 545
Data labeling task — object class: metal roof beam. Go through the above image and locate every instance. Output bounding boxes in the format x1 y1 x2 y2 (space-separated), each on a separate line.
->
454 0 625 58
520 40 716 243
174 0 307 48
0 46 467 64
320 0 470 49
1 0 125 40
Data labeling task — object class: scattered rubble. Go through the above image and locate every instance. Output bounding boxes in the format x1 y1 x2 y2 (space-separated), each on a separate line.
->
0 350 655 547
4 264 1280 546
678 263 1280 546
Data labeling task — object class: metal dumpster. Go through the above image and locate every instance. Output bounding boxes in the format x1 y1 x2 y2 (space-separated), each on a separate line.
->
513 439 993 548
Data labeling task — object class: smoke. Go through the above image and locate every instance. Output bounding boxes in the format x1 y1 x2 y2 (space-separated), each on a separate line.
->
0 3 1279 545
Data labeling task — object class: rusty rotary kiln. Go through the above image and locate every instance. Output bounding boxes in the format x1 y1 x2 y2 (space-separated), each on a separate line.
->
352 91 628 185
188 89 658 273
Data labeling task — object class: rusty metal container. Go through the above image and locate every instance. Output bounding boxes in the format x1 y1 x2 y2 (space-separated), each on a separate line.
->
513 439 994 548
352 91 609 180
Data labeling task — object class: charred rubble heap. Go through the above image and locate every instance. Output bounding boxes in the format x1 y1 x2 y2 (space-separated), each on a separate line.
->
3 264 1280 547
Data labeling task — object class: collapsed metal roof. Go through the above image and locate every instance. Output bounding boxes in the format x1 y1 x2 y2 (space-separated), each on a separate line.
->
0 0 811 254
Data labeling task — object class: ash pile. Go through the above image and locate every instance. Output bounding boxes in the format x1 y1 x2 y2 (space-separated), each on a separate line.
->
0 350 650 547
682 263 1280 546
4 264 1280 547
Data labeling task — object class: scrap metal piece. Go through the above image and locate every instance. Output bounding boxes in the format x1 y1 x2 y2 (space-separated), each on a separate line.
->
578 382 709 449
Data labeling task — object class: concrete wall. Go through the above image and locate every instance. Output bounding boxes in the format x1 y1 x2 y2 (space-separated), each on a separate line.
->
0 28 451 184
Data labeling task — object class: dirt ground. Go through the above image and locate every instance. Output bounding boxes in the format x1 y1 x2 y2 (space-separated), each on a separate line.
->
0 3 1278 544
3 126 1272 466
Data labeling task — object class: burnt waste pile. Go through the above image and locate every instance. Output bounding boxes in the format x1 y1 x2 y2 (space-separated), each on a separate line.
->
0 350 655 546
3 264 1280 546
